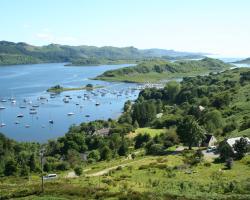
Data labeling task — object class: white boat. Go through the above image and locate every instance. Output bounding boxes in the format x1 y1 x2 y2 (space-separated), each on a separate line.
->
1 99 7 102
67 112 75 116
11 100 16 104
95 102 100 106
0 106 6 110
0 123 6 127
25 125 30 128
32 105 39 108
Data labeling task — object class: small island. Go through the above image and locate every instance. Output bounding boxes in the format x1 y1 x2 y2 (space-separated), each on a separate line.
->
94 57 233 83
47 84 103 93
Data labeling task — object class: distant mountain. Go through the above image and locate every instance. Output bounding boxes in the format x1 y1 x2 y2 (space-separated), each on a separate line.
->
0 41 205 66
234 57 250 64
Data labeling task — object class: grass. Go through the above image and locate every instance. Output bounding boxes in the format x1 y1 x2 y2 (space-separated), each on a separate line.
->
127 128 166 139
2 154 250 200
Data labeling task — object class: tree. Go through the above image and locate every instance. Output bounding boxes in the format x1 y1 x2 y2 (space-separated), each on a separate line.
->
4 160 18 176
233 138 249 159
118 141 129 156
87 150 101 162
177 116 205 150
218 141 234 161
74 166 83 176
203 110 224 133
165 81 180 102
133 120 139 129
28 154 36 172
134 133 150 149
100 146 112 161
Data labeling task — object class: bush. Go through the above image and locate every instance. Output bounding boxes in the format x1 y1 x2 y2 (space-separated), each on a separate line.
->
225 157 233 169
74 166 83 176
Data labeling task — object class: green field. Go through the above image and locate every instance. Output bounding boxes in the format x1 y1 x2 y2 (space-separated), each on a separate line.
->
1 154 249 200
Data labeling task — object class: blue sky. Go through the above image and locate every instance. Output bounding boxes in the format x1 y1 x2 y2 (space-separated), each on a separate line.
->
0 0 249 57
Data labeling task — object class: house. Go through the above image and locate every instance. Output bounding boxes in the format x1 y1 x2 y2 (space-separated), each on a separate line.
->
201 134 217 147
226 137 250 149
93 128 110 136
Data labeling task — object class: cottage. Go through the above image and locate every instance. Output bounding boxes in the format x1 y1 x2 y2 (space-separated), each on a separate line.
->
93 128 110 136
201 134 217 147
226 137 250 149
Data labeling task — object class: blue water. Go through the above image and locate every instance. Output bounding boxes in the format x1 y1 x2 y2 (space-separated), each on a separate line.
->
0 63 139 142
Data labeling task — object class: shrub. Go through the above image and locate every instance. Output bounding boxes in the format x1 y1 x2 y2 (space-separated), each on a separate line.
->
74 166 83 176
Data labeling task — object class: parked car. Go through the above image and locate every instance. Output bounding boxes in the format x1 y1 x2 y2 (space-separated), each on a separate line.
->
43 174 57 180
206 146 216 153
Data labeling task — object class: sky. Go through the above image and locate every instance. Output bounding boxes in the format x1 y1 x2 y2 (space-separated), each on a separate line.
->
0 0 250 57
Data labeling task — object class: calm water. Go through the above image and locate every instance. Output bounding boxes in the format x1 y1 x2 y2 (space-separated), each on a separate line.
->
0 63 139 142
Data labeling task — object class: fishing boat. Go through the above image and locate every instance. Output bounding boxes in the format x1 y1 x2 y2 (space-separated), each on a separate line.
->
67 112 75 116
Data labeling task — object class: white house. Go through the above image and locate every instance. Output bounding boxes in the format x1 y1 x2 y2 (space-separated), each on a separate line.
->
226 137 250 151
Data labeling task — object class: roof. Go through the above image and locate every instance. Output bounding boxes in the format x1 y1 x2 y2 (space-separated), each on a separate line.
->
204 134 213 144
226 137 250 147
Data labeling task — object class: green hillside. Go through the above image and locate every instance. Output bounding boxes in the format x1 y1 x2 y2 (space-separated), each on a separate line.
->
0 41 204 66
95 57 233 83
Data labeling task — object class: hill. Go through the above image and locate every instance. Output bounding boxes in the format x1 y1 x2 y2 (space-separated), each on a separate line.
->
0 41 204 66
234 57 250 64
95 57 233 83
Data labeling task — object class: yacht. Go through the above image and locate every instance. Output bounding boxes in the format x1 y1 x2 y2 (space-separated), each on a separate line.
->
0 106 6 110
67 112 75 116
0 123 6 127
32 105 39 108
1 99 7 102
